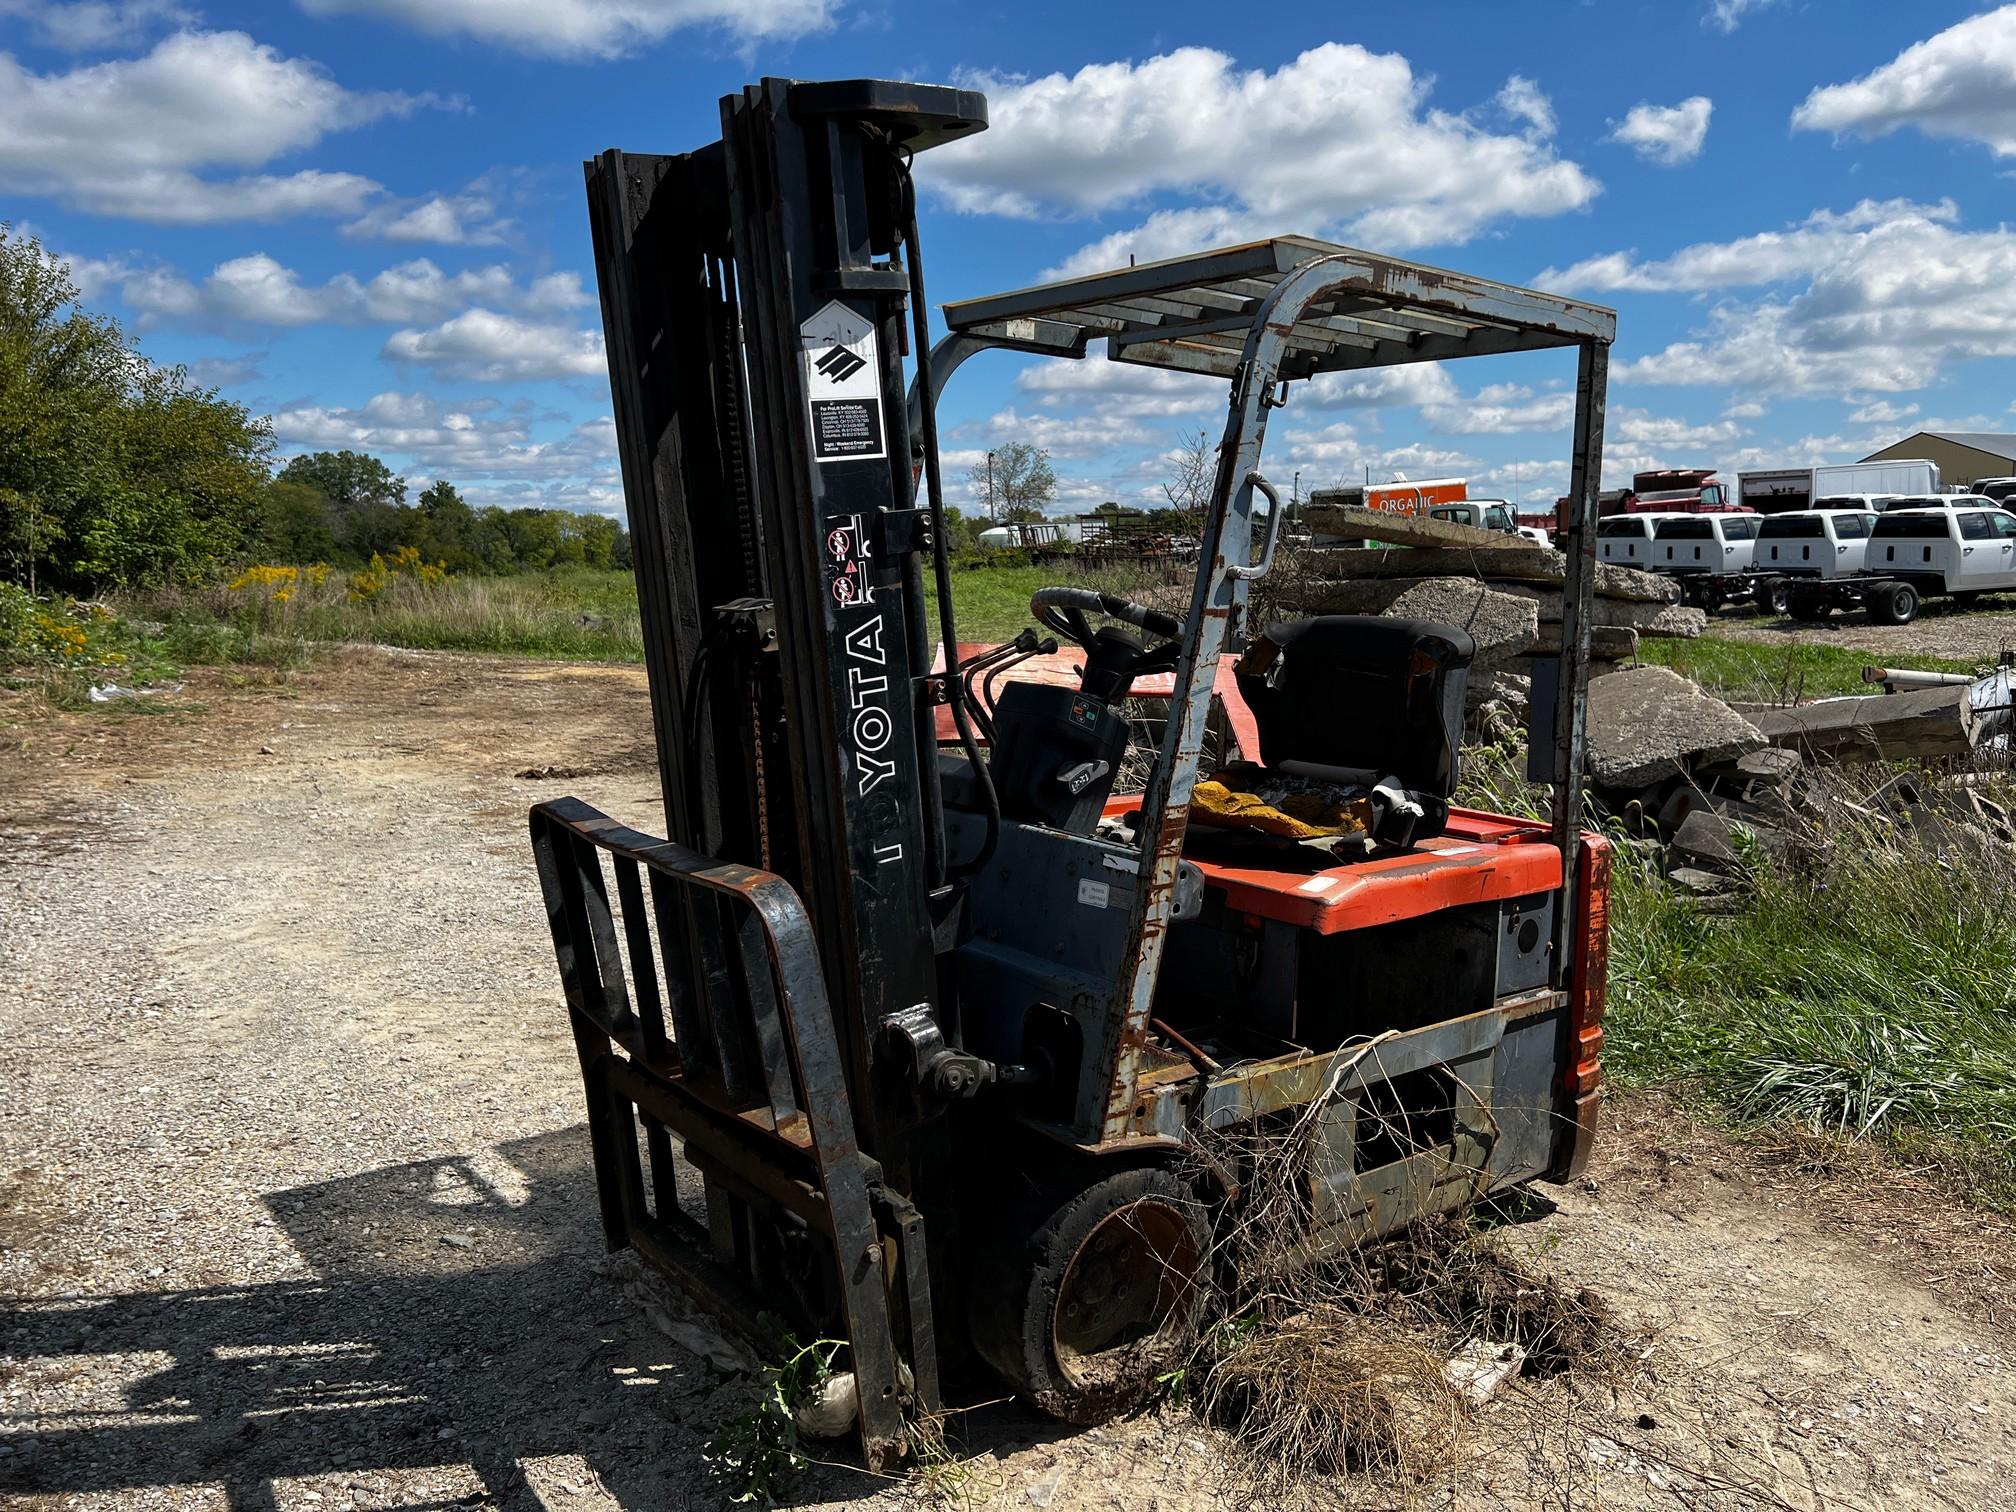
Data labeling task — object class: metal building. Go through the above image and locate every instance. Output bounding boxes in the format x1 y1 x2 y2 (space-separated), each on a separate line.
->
1863 431 2016 486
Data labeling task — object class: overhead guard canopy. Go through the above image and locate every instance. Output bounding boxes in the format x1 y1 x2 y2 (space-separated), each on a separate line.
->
937 235 1617 380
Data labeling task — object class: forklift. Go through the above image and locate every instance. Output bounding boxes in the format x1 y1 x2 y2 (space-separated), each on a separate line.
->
530 76 1615 1469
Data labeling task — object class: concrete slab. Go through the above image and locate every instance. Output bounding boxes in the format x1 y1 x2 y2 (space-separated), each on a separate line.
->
1585 664 1765 792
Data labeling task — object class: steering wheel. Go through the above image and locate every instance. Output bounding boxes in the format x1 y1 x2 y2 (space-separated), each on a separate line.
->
1029 587 1188 704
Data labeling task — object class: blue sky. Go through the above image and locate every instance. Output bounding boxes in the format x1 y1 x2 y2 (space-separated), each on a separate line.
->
5 0 2015 517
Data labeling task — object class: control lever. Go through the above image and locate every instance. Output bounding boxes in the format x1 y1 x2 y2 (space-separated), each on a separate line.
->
1053 758 1111 797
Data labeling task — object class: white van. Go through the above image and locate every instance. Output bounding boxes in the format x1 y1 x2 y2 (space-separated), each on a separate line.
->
1867 508 2016 600
1651 513 1759 574
1755 511 1878 579
1595 512 1692 569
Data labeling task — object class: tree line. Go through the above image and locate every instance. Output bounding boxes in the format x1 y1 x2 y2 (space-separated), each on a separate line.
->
0 225 626 596
265 451 628 576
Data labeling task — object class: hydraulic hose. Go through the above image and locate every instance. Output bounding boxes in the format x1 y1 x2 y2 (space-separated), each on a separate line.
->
895 146 1000 878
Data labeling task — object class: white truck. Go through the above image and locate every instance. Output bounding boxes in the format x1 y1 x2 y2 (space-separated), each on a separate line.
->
1595 512 1695 569
1751 510 1878 613
1426 499 1518 534
1738 459 1941 513
1762 504 2016 624
1650 514 1762 606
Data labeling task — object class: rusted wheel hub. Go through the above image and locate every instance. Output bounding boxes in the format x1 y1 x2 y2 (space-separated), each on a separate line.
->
1051 1196 1204 1386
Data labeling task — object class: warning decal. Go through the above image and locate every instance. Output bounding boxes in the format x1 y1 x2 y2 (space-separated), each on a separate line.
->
800 300 886 464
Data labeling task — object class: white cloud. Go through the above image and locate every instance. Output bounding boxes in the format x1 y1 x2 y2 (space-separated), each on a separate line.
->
1495 75 1556 138
294 0 836 57
0 29 447 222
1537 198 1955 292
184 352 265 387
272 395 622 512
1610 97 1712 166
1015 353 1222 418
925 46 1597 268
1794 6 2016 156
0 0 192 49
1706 0 1778 32
1557 198 2016 394
381 308 607 381
1609 410 1743 449
977 405 1160 459
84 252 589 330
1849 399 1920 425
344 183 516 246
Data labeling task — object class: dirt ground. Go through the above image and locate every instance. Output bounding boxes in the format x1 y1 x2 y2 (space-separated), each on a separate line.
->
1713 597 2016 664
3 648 2013 1511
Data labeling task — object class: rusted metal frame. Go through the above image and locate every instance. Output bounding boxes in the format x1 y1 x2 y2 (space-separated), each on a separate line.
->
873 1189 940 1411
1110 315 1371 362
625 1210 782 1365
531 794 906 1450
940 237 1303 327
1190 1000 1521 1133
1321 299 1491 339
645 866 715 1084
690 882 764 1105
1550 341 1608 981
611 856 675 1073
1108 341 1243 379
1099 254 1376 1143
604 1052 831 1230
731 906 803 1121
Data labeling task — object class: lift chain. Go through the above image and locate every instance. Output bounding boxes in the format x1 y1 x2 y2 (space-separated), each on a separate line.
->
750 673 771 871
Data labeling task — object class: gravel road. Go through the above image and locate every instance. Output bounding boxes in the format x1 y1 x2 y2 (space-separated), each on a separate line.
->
3 649 2013 1511
1713 598 2016 664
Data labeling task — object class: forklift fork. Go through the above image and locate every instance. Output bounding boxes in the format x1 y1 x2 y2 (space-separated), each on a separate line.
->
528 796 924 1468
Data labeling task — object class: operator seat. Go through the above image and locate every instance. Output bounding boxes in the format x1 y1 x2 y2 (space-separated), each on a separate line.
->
1229 616 1476 845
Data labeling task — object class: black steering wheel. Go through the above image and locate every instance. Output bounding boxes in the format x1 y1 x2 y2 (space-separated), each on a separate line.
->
1029 587 1188 704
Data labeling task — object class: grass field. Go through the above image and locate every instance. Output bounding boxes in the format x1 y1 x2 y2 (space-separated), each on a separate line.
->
1635 634 1979 700
1602 806 2016 1211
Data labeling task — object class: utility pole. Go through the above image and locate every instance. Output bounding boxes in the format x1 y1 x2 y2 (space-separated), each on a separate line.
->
1291 469 1301 526
986 449 996 524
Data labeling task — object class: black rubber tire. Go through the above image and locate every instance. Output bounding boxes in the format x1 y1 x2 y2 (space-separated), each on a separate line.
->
968 1165 1212 1424
1867 582 1918 626
1757 581 1792 616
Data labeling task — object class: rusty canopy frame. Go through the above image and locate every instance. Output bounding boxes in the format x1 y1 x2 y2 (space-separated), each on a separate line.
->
917 236 1615 1131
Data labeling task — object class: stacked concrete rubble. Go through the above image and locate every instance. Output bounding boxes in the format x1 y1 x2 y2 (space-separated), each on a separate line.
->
1289 507 1707 704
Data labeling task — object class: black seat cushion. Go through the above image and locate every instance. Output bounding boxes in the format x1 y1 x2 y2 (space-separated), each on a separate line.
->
1233 617 1476 800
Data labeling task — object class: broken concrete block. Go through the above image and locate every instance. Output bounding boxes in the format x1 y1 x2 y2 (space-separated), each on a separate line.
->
1670 809 1740 870
1304 505 1540 552
1697 747 1805 785
1531 624 1639 659
1503 586 1708 637
1585 665 1765 792
1668 866 1736 896
1750 685 1979 764
1297 547 1679 603
1289 575 1540 686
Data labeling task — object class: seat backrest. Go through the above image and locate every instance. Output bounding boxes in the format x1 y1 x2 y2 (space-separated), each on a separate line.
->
1233 617 1475 798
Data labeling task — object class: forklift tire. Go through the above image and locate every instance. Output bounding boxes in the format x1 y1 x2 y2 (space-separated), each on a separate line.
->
969 1165 1211 1424
1868 582 1919 625
1757 581 1792 617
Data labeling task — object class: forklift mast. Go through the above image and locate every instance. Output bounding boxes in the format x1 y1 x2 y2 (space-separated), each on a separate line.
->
583 81 986 1168
535 74 1616 1471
